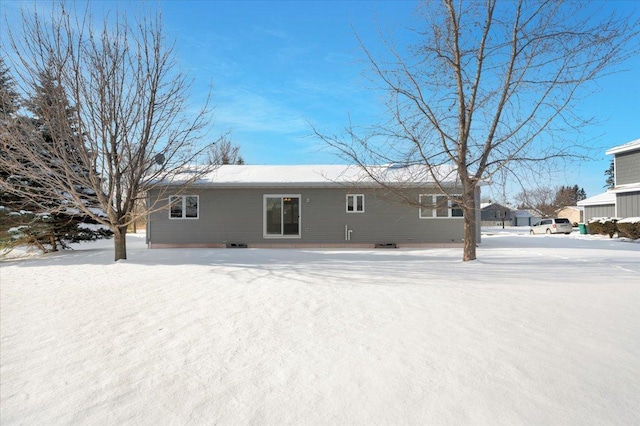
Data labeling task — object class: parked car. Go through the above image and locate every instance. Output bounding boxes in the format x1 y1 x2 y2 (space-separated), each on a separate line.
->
530 218 573 235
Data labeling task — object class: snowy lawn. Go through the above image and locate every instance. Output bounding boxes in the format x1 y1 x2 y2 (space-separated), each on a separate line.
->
1 229 639 425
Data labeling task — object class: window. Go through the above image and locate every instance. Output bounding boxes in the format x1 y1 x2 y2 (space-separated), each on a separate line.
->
169 195 199 219
419 194 463 218
346 194 365 213
264 195 301 238
451 198 464 217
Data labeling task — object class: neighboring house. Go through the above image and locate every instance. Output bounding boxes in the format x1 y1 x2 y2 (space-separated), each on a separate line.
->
146 164 482 248
512 209 542 226
556 206 583 225
578 138 640 221
578 191 616 221
480 202 514 226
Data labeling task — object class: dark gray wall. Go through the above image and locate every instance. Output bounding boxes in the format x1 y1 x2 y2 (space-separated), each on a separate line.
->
615 150 640 186
584 204 616 222
616 191 640 218
481 203 513 222
148 186 468 246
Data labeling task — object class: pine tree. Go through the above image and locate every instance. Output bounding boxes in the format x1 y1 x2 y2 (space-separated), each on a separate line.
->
1 64 112 254
28 67 112 249
0 57 20 116
0 57 31 251
553 184 587 208
604 160 615 189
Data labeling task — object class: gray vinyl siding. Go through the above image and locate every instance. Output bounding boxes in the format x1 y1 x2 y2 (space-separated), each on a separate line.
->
616 191 640 218
615 150 640 186
148 186 465 246
583 204 616 222
480 203 513 226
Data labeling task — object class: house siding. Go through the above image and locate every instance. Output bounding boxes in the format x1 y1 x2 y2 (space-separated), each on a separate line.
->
556 207 582 225
148 186 467 247
616 191 640 218
615 149 640 186
583 204 615 221
480 203 513 226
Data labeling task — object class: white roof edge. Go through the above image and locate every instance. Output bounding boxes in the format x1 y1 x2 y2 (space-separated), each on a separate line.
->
160 164 487 187
187 181 435 188
605 138 640 155
577 191 616 206
609 182 640 194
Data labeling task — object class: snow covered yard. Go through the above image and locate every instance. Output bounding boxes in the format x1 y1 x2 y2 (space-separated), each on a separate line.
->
1 230 639 425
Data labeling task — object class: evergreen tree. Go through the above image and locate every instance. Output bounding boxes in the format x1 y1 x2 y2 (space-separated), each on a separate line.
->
0 57 31 251
1 64 111 254
553 184 586 208
604 160 615 189
0 57 20 116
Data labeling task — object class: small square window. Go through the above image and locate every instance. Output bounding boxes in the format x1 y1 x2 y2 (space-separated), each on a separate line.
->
169 195 199 219
346 194 365 213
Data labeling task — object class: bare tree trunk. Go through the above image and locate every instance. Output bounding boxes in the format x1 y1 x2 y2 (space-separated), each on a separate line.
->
49 233 58 252
113 226 127 261
463 219 476 262
463 185 477 261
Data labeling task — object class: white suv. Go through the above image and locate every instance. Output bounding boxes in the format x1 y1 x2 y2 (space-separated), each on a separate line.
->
530 218 573 235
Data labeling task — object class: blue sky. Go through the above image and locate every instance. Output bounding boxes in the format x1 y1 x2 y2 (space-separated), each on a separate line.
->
3 0 639 202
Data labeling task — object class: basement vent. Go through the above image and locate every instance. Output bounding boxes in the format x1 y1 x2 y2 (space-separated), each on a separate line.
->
226 243 248 248
375 243 397 249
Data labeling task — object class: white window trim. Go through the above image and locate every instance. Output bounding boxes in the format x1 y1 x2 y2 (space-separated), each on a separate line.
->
419 194 463 219
263 194 302 239
346 194 365 213
169 195 199 220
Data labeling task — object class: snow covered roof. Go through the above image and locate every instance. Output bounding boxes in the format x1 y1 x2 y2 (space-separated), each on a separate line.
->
610 182 640 194
480 202 511 211
605 138 640 156
513 209 541 217
556 205 583 212
172 164 463 188
577 191 616 206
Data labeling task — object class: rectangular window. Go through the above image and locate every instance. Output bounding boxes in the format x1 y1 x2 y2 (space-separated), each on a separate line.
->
346 194 365 213
451 198 464 217
264 195 301 238
169 195 199 219
419 194 463 219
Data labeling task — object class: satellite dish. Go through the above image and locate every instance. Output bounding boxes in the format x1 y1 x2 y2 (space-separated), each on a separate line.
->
154 153 166 165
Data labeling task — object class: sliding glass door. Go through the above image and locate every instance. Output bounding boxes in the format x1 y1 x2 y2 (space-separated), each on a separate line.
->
264 195 301 238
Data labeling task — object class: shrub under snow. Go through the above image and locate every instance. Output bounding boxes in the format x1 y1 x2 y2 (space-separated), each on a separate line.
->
617 217 640 240
587 217 640 239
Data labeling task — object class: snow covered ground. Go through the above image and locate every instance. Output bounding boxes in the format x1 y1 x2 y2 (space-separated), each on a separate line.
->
1 228 639 425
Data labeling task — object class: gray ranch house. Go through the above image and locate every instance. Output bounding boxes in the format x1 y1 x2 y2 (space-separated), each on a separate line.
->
578 138 640 221
146 164 482 249
480 202 514 226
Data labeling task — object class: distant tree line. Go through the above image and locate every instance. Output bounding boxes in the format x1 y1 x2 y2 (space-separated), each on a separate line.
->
515 185 586 218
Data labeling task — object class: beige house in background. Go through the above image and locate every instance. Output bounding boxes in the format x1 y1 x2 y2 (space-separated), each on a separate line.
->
556 206 583 225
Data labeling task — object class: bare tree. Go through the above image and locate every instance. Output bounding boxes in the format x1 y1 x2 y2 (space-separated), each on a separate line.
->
208 135 245 165
1 2 217 260
315 0 638 261
515 186 556 217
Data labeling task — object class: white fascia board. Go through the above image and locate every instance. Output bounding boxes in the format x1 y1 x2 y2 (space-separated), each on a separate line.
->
609 182 640 194
605 138 640 155
577 191 616 206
